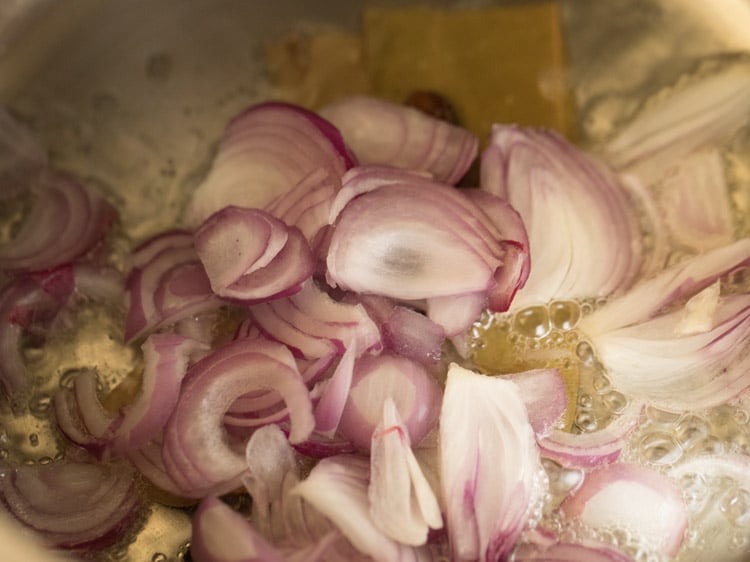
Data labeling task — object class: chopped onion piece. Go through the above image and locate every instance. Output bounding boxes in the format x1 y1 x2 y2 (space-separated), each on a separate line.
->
368 399 442 546
514 532 635 562
53 370 114 451
440 364 544 561
561 463 688 557
481 126 641 309
186 102 354 225
509 368 567 437
319 96 478 185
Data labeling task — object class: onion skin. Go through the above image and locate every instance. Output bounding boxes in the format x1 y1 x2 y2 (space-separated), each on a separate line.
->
319 96 478 185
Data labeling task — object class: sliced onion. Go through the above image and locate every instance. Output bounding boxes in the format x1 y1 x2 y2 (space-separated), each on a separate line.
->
0 268 75 401
368 399 442 546
658 149 735 252
481 126 642 309
326 167 528 328
248 279 381 360
161 337 314 497
509 368 567 438
186 101 355 225
538 401 643 468
604 61 750 184
439 363 544 561
191 495 287 562
513 532 635 562
560 462 688 557
124 233 222 342
0 172 116 273
265 167 339 248
291 454 431 562
194 206 314 303
579 237 750 335
359 294 445 365
337 353 442 450
53 369 114 451
0 105 47 193
109 334 208 454
588 294 750 411
0 459 141 550
319 96 478 185
313 343 357 438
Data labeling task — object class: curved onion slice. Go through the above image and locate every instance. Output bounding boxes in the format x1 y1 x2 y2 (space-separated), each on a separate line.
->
538 401 643 468
319 96 478 185
53 369 115 451
161 337 314 497
589 294 750 411
191 496 287 562
368 399 442 546
560 463 688 557
439 364 544 562
248 279 381 360
0 172 116 273
0 459 141 550
186 101 355 225
109 334 208 454
513 533 635 562
291 454 430 562
124 232 222 342
604 61 750 184
326 168 528 330
195 206 314 303
338 353 442 450
579 237 750 335
481 126 641 309
0 268 75 400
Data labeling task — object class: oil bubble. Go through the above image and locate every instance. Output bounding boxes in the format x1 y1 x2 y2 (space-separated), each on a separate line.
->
638 432 682 465
675 414 710 450
549 300 581 330
514 306 550 338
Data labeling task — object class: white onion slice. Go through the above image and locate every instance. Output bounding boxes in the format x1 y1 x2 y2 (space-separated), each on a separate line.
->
658 149 735 252
368 399 442 546
439 363 544 561
605 61 750 184
481 126 642 309
561 462 688 557
589 294 750 411
187 101 354 225
319 96 478 185
291 454 431 562
579 237 750 335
